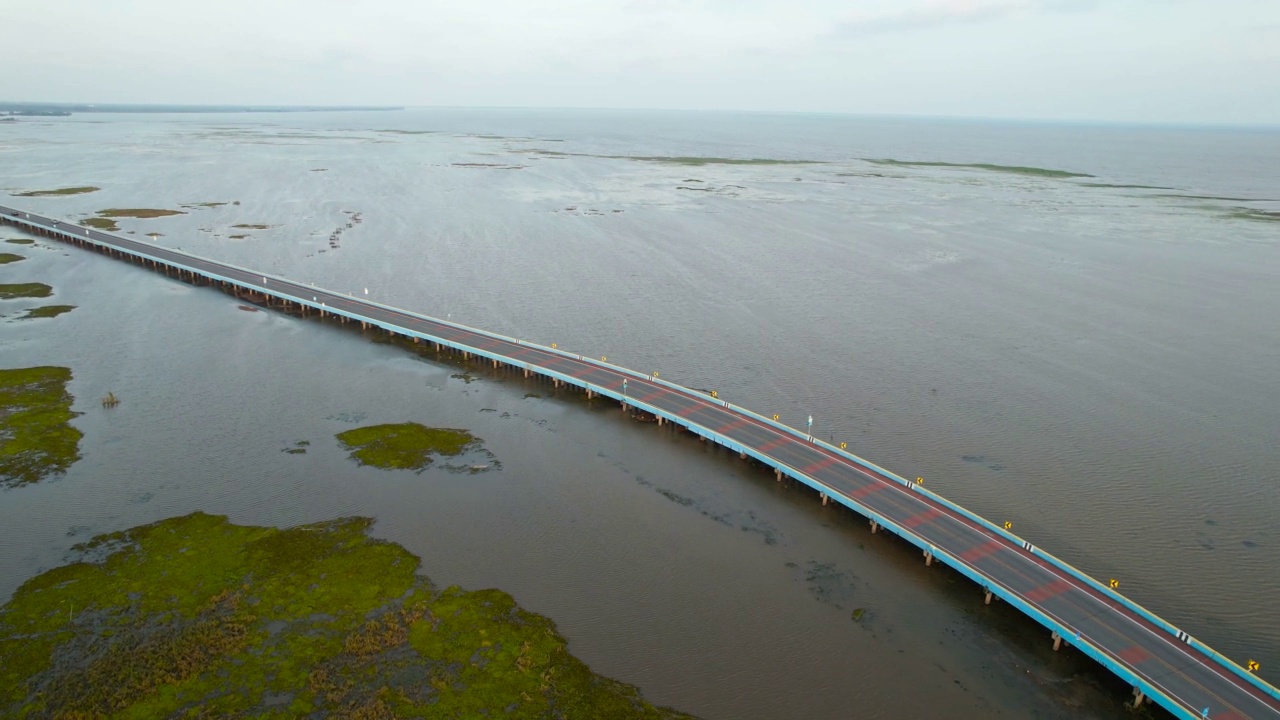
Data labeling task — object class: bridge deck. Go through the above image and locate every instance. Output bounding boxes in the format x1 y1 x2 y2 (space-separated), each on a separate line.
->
4 205 1277 720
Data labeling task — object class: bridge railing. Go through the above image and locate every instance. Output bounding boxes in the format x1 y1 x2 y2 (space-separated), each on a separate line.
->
5 206 1276 705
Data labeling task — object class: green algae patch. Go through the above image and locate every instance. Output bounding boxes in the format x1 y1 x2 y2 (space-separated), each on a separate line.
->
11 186 100 197
0 513 697 719
232 223 275 230
0 283 52 299
865 159 1093 178
18 304 76 320
0 253 24 264
0 366 83 489
6 238 35 245
96 208 186 219
79 217 119 231
337 422 477 472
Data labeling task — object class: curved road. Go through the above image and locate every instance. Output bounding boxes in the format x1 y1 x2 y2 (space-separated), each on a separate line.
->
4 205 1278 720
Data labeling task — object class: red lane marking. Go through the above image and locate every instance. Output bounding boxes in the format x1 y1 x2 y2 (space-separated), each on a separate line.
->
758 436 791 452
719 418 750 434
960 539 1004 562
802 457 838 475
1116 645 1152 666
850 483 883 500
901 507 942 529
677 404 702 418
1024 579 1073 603
640 389 666 402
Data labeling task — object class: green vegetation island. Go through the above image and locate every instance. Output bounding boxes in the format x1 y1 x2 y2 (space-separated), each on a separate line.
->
336 422 484 472
18 304 76 320
0 513 697 719
10 186 100 197
0 366 83 489
0 283 53 300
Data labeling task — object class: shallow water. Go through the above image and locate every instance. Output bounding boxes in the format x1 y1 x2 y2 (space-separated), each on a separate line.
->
1 110 1277 718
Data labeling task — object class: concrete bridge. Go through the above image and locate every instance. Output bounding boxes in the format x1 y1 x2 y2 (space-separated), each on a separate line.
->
4 204 1278 720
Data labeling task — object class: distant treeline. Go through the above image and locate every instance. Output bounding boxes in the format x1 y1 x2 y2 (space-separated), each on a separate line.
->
0 102 403 115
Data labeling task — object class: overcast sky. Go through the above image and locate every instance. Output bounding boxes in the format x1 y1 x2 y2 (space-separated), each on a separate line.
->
5 0 1278 124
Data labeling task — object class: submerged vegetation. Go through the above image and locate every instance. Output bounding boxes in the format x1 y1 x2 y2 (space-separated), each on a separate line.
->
11 186 100 197
0 253 24 264
6 238 35 245
18 304 75 320
1227 207 1280 223
864 159 1094 178
520 149 820 166
232 223 275 230
0 513 697 718
0 282 52 299
336 422 479 472
0 366 83 489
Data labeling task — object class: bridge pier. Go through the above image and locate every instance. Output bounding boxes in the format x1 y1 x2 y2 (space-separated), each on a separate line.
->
775 468 783 482
984 588 993 605
492 358 498 368
657 416 663 426
924 549 934 566
524 366 531 378
870 519 879 533
1052 631 1065 651
1130 687 1148 708
739 451 746 460
821 493 829 506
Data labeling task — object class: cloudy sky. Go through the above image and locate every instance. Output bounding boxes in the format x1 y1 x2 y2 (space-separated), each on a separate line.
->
5 0 1278 124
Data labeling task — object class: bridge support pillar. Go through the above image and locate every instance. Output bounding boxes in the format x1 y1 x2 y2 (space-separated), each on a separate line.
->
1130 687 1146 708
413 337 420 344
492 358 498 368
870 519 879 533
1051 631 1064 651
924 550 934 566
775 469 783 482
657 416 663 426
821 493 829 506
984 589 993 605
524 367 531 378
361 321 368 330
586 389 594 399
739 452 746 460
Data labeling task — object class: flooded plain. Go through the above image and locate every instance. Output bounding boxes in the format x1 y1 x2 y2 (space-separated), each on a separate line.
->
1 110 1278 718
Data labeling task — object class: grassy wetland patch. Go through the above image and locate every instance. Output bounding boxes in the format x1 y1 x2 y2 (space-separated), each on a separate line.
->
18 304 76 320
79 217 119 231
0 283 52 299
0 253 24 264
231 223 275 230
0 513 697 719
336 422 479 472
864 158 1093 178
96 208 186 219
0 366 83 489
6 238 35 245
11 186 100 197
